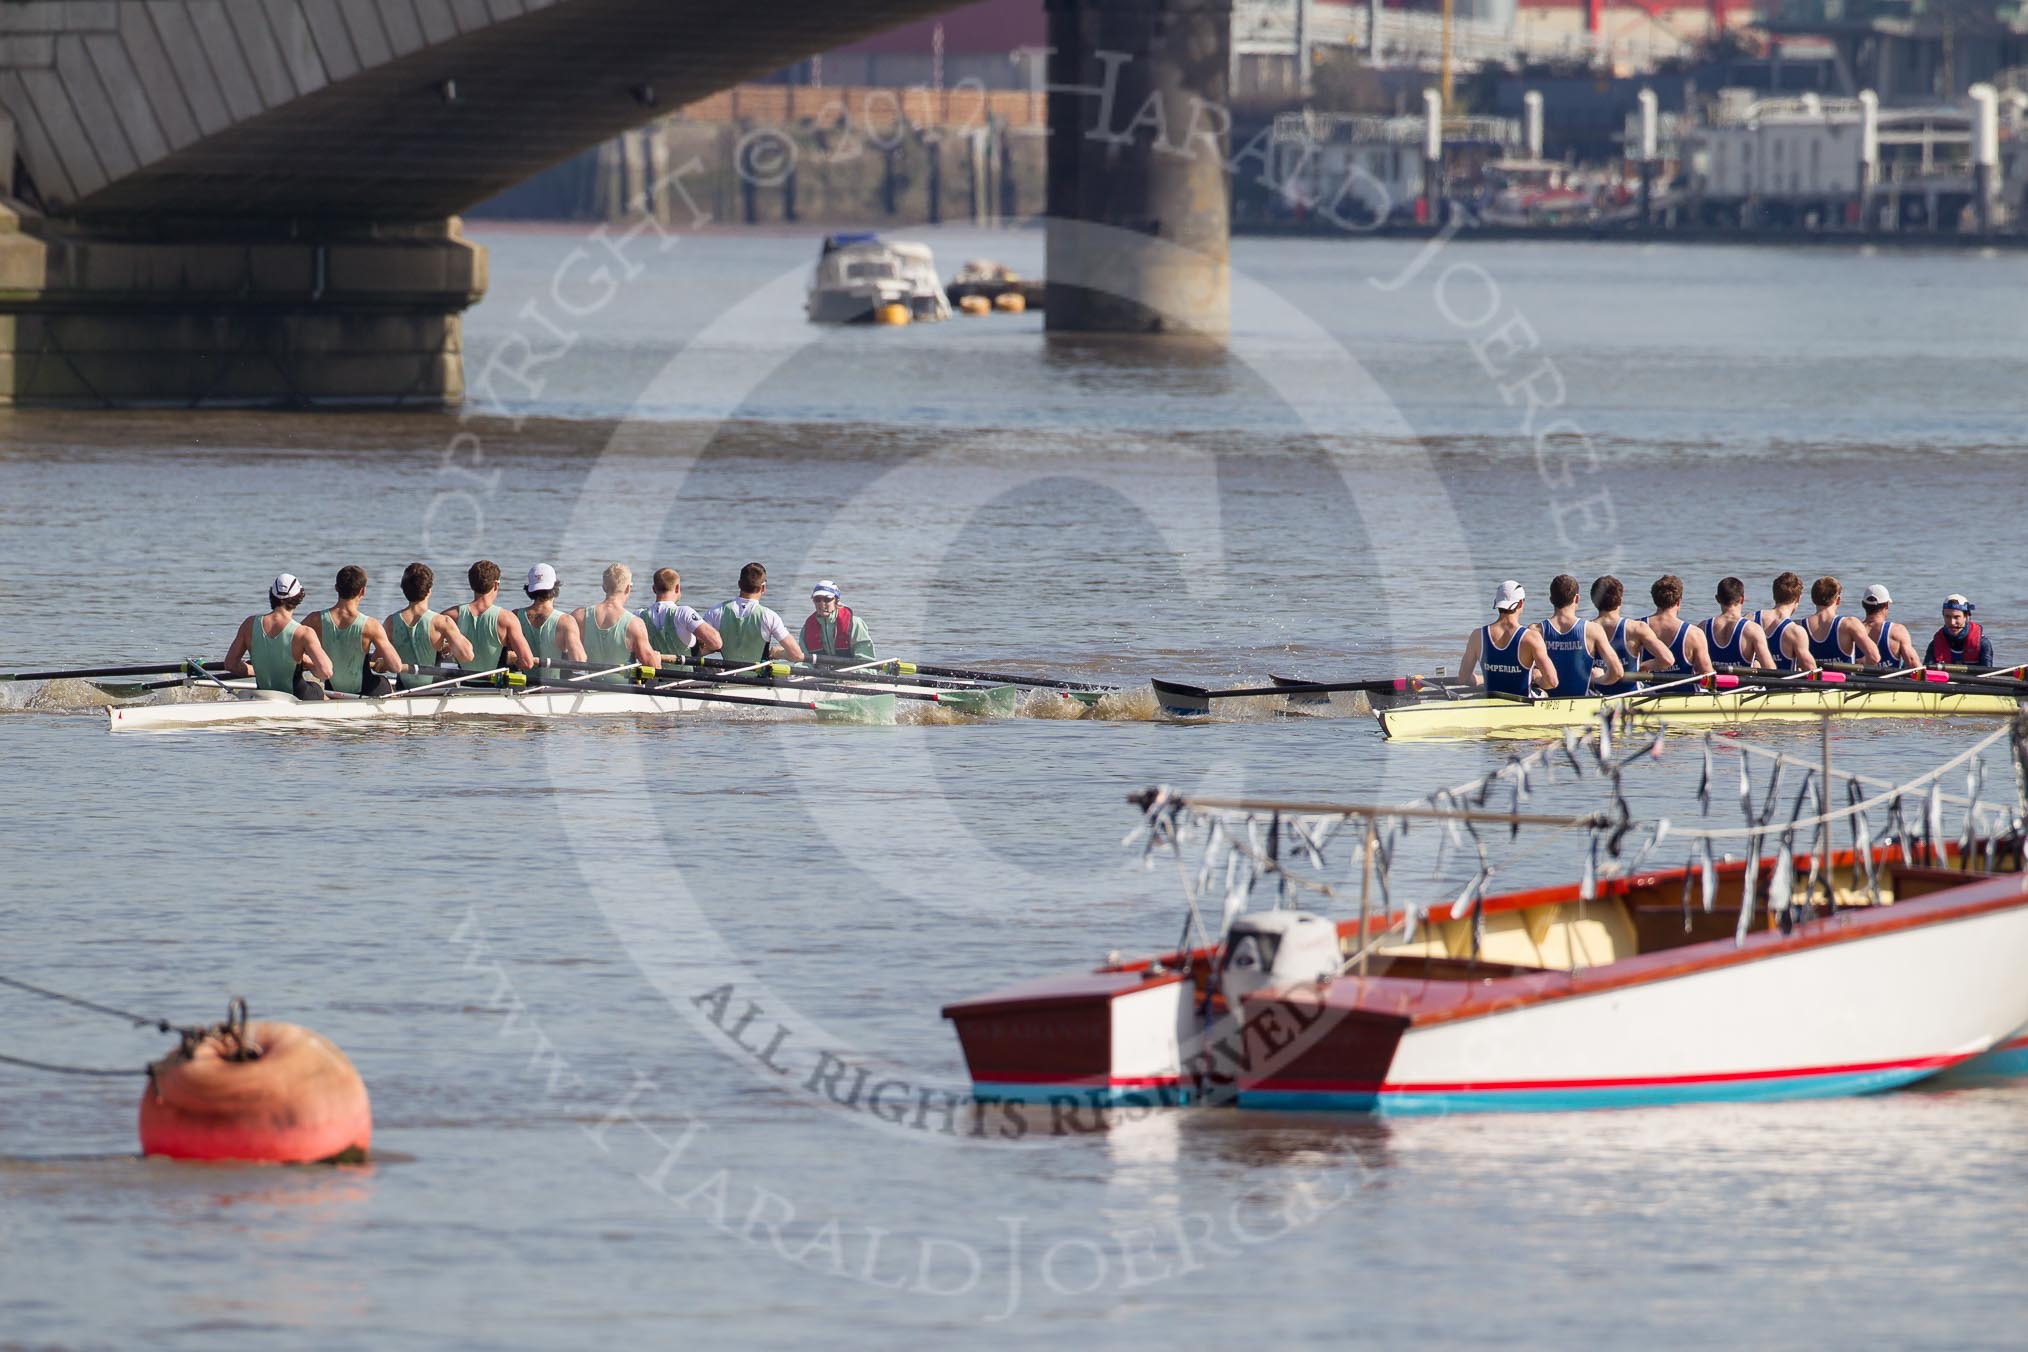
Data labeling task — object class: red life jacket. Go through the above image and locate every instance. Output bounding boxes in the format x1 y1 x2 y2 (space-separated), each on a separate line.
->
802 604 855 657
1927 620 1982 667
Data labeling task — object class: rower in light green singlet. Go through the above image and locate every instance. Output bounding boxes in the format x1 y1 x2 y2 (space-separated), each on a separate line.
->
702 563 805 666
383 562 475 689
224 573 334 698
458 601 505 670
389 610 436 688
514 563 583 670
299 566 408 696
320 609 367 693
250 613 304 692
573 564 662 670
582 607 634 665
449 560 534 678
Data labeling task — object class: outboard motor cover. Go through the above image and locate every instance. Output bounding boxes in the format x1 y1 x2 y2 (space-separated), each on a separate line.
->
1220 911 1341 1008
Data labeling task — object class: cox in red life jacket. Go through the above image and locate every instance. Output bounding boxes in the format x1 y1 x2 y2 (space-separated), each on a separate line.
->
803 579 858 658
1927 618 1984 666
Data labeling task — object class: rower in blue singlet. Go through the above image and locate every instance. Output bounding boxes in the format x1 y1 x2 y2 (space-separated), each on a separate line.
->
1597 618 1640 694
1800 575 1880 667
1589 575 1674 696
1702 615 1746 667
1641 574 1713 677
1700 576 1771 670
1536 574 1621 698
1461 579 1557 700
1752 571 1810 672
1538 616 1591 697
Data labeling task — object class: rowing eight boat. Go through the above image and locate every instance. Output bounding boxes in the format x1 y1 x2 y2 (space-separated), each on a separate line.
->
1378 684 2025 740
106 683 904 731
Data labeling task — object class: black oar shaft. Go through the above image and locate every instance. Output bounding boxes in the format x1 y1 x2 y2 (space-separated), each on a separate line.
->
815 655 1110 691
1 662 211 682
1161 676 1410 701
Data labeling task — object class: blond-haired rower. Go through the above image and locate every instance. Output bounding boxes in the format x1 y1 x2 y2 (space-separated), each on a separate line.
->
575 564 664 668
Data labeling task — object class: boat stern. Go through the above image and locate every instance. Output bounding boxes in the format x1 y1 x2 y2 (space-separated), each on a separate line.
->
942 966 1196 1108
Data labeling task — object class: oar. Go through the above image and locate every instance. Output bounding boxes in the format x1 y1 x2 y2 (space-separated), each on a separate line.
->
526 656 1023 716
1815 660 2028 694
1722 662 2028 697
1152 674 1428 718
388 665 895 722
811 653 1116 693
0 659 230 696
531 673 896 724
0 661 199 682
650 667 1017 716
1272 672 1476 708
1928 661 2028 680
394 666 518 698
1607 670 1755 711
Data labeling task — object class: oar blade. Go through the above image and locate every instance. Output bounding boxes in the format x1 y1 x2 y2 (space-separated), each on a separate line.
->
1271 674 1334 708
1150 678 1214 717
933 685 1022 718
812 693 898 726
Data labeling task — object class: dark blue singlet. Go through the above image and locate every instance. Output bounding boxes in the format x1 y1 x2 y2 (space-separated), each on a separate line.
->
1538 616 1592 698
1480 625 1532 698
1805 613 1854 665
1703 615 1748 667
1757 611 1799 672
1595 618 1641 696
1657 620 1693 675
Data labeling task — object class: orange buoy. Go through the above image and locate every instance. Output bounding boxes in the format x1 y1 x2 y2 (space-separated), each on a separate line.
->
140 1006 370 1163
958 294 992 316
874 302 911 326
993 291 1026 314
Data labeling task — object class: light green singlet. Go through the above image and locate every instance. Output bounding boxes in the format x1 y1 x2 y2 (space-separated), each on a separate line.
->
248 614 301 693
456 603 504 672
582 605 634 666
388 608 438 689
639 603 694 664
714 600 770 665
517 605 562 665
319 610 368 694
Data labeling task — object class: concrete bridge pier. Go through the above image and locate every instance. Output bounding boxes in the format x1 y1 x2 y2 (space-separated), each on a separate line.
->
0 207 482 407
1043 0 1232 339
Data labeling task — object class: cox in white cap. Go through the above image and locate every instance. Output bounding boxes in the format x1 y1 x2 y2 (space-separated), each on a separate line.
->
1862 584 1892 606
811 579 841 599
270 572 304 602
525 563 559 595
1943 593 1974 614
1493 579 1526 612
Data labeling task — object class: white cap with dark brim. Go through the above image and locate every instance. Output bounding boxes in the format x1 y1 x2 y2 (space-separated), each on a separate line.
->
1943 593 1974 613
270 573 304 602
1494 579 1526 611
811 580 841 599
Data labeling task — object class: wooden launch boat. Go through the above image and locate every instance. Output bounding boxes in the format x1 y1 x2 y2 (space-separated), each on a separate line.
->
945 835 2028 1116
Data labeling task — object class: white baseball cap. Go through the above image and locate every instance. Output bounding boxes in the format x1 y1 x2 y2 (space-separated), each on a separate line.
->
1943 593 1974 614
811 580 841 599
269 573 304 601
1494 580 1526 610
1862 584 1891 605
525 563 558 592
